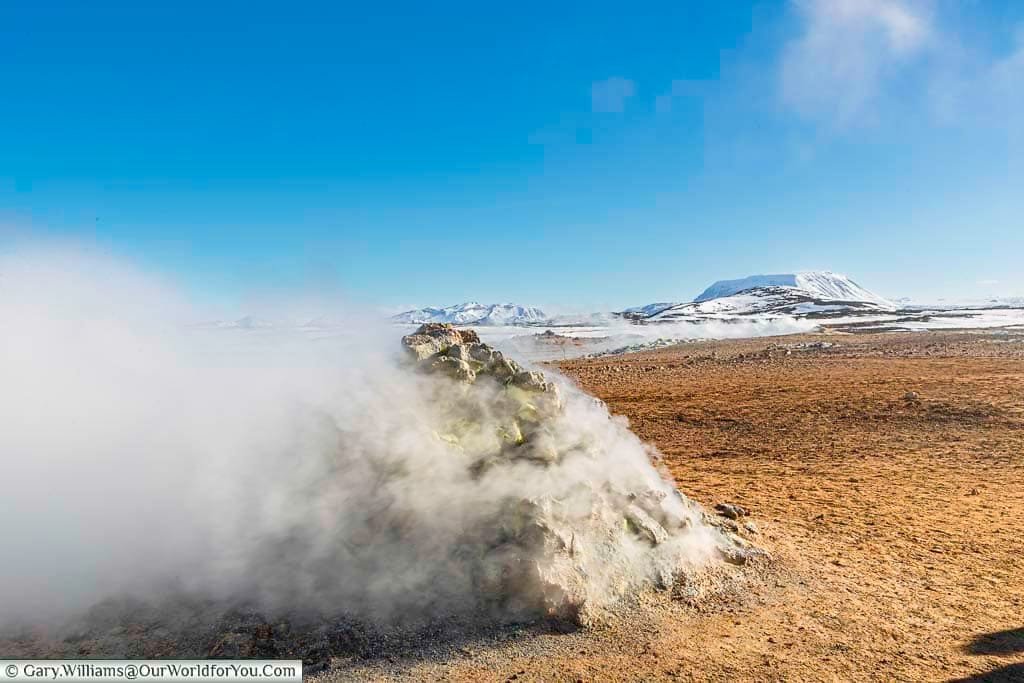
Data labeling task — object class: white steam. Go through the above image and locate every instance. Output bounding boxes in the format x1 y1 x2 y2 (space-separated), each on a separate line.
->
491 317 819 361
0 247 725 626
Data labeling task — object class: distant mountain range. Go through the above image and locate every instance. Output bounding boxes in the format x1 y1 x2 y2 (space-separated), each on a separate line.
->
196 271 1023 333
392 302 548 326
391 272 932 328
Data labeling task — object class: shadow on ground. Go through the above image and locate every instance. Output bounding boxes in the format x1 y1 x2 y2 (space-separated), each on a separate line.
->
950 627 1024 682
968 627 1024 656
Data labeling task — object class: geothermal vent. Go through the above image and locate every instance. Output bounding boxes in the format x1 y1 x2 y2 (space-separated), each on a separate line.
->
1 323 756 666
392 323 753 623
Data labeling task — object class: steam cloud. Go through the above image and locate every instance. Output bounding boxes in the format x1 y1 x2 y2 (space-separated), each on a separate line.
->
1 247 728 627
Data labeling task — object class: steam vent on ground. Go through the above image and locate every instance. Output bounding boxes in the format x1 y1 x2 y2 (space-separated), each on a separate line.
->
397 323 758 623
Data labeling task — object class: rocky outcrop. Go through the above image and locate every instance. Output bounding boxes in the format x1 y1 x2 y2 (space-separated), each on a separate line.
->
401 324 565 470
398 324 757 622
400 323 480 361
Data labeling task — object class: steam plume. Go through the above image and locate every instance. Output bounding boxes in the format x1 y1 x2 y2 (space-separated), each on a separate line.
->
0 246 732 627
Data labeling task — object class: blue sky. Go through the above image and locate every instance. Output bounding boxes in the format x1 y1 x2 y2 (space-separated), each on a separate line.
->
2 0 1022 313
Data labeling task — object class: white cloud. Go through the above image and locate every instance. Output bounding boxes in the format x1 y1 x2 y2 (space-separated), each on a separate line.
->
591 77 636 113
780 0 933 125
778 1 1024 134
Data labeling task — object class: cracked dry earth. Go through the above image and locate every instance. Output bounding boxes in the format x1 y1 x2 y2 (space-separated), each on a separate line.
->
327 330 1024 682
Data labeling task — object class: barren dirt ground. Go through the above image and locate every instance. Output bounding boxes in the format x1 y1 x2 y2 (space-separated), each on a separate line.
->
339 331 1024 682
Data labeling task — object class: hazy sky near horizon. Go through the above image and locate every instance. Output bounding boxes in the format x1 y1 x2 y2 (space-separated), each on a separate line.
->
2 0 1022 313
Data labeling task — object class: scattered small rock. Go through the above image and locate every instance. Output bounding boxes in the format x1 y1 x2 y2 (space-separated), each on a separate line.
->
715 503 748 520
718 548 749 566
716 517 740 533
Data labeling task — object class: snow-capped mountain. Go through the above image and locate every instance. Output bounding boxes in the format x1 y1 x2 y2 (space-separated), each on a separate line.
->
695 272 894 309
625 271 896 322
637 286 893 322
393 302 548 326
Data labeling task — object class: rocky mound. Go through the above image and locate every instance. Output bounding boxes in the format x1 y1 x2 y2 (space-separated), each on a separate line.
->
398 324 755 621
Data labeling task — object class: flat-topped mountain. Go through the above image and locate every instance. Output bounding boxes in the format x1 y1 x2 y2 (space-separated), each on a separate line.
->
695 272 894 308
625 271 896 322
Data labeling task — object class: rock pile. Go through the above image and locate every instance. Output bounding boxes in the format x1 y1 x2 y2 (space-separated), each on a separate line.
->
402 323 556 393
401 324 563 469
398 324 755 622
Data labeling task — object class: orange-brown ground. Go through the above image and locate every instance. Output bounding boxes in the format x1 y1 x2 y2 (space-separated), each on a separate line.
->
337 331 1024 682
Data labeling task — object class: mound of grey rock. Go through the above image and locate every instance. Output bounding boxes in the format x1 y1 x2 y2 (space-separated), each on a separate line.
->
399 324 759 621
